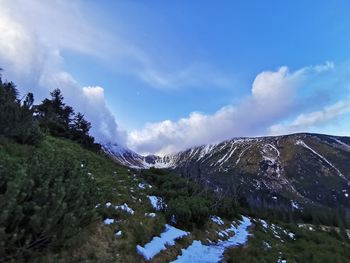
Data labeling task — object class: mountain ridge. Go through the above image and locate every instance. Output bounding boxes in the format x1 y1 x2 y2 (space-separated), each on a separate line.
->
104 132 350 169
104 132 350 215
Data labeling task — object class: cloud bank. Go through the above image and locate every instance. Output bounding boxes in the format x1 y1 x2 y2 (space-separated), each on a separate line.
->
0 0 236 145
269 100 350 135
1 1 348 155
127 63 338 155
0 0 125 144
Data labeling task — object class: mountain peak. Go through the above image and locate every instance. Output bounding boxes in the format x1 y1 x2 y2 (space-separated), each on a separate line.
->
103 132 350 212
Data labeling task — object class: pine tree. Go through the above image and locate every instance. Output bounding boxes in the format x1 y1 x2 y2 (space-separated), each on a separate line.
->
0 72 42 144
35 89 74 137
72 112 91 135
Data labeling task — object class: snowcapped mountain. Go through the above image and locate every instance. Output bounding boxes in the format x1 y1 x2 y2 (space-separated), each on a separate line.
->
102 143 174 169
104 133 350 211
102 143 147 169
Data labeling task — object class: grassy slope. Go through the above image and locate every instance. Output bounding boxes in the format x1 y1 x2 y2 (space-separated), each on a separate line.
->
1 136 349 262
225 220 350 263
0 136 167 262
15 137 252 263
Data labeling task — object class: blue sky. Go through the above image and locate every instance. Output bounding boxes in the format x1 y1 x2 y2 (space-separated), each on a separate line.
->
66 1 350 127
1 0 350 154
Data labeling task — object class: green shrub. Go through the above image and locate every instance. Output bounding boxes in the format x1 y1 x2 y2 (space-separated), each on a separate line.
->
0 140 98 261
167 196 209 229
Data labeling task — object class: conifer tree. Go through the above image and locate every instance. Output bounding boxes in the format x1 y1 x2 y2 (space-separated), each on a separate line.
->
0 71 42 144
35 89 74 137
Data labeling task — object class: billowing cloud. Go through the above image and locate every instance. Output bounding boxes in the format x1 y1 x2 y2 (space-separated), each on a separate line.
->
81 86 126 144
0 0 238 146
269 100 350 135
127 63 334 155
0 0 124 144
0 0 343 154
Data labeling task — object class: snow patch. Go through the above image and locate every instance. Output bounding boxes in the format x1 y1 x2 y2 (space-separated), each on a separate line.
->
260 143 283 178
211 216 224 225
333 138 350 151
259 219 268 229
216 142 237 166
263 241 272 249
138 182 151 189
104 218 114 225
267 143 280 156
197 144 217 161
296 140 345 179
171 216 251 263
148 195 165 211
115 203 134 215
288 232 295 239
291 200 300 210
145 213 156 218
235 146 251 165
172 240 223 263
136 224 189 260
223 145 237 164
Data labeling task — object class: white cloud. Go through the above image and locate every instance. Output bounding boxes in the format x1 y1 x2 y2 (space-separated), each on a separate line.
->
127 63 334 155
81 86 126 144
0 0 342 154
0 0 238 147
269 100 350 135
138 62 234 89
0 0 125 144
0 0 231 91
309 61 335 73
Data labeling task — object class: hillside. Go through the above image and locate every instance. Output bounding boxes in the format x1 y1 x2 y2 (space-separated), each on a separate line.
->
2 136 350 263
106 133 350 223
1 76 349 262
0 136 166 262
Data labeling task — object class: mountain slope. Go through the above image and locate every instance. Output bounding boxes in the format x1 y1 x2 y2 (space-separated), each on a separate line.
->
102 142 174 169
105 133 350 213
181 134 349 210
2 136 349 262
102 142 148 168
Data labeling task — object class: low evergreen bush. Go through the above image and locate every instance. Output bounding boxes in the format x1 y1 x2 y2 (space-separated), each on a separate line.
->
0 140 98 260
